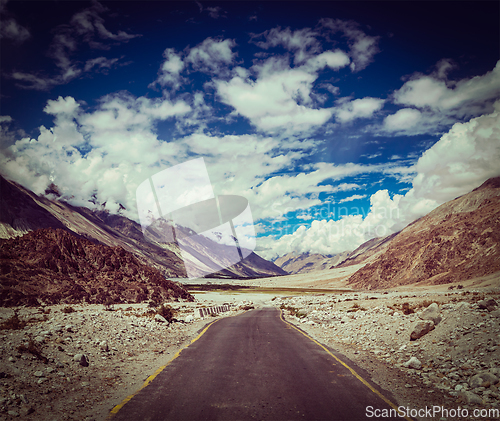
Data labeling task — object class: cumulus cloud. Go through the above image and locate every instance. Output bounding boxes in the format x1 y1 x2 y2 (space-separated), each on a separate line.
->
258 102 500 259
334 97 385 123
152 37 236 90
383 60 500 135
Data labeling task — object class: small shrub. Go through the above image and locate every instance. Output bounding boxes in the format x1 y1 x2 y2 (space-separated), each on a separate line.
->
401 302 414 315
0 313 27 330
156 305 175 323
61 306 76 314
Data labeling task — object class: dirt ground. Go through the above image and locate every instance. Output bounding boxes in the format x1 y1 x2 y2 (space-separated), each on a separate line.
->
1 271 499 421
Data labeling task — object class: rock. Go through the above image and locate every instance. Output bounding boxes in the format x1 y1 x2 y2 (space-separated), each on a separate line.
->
460 391 483 404
73 354 89 367
418 302 442 325
99 341 109 352
34 371 44 377
470 372 499 388
403 356 422 369
410 320 435 340
478 298 498 312
154 314 167 323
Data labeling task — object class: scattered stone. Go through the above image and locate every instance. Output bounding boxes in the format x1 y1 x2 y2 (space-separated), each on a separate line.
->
418 302 442 325
478 299 498 312
34 371 44 377
100 341 109 352
460 390 484 404
470 372 499 388
403 356 422 369
154 314 167 323
410 320 435 340
73 354 89 367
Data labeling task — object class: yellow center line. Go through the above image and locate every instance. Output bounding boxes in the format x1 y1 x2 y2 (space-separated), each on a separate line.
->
279 309 414 421
106 317 221 419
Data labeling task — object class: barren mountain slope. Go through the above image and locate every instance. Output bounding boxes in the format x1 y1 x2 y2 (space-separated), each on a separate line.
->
334 232 398 268
0 228 193 306
0 176 284 279
346 177 500 289
275 252 350 274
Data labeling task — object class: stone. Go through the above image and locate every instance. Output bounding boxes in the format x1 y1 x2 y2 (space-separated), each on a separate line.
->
403 356 422 369
410 321 435 340
470 372 499 388
478 299 498 312
154 314 167 323
34 371 43 377
459 391 483 405
99 341 109 352
418 302 442 325
73 354 89 367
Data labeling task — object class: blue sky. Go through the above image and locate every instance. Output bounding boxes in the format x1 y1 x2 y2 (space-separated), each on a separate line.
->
1 0 499 259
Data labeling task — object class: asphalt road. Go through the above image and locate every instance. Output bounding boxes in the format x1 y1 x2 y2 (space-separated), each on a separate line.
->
109 308 407 421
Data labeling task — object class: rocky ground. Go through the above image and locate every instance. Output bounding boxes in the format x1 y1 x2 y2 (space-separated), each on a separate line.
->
0 299 248 421
275 287 500 421
1 286 499 421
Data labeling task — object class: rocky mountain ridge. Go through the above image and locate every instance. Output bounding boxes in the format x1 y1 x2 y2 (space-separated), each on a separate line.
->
0 175 285 279
0 228 193 307
345 177 500 289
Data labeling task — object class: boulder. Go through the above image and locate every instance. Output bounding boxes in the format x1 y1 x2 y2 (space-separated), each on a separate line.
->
154 314 167 323
410 320 435 340
418 302 442 325
99 341 109 352
478 298 498 312
470 372 499 388
73 353 89 367
459 391 483 405
403 356 422 369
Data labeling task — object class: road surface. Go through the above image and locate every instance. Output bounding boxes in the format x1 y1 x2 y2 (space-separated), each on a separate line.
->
108 307 408 421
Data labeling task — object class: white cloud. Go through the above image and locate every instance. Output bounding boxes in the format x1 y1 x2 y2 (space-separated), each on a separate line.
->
251 26 322 65
186 37 236 74
259 103 500 259
383 108 421 132
334 97 385 123
338 194 367 204
216 63 335 133
319 18 380 72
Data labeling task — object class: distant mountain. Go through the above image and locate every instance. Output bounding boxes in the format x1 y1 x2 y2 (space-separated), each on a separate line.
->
345 177 500 289
0 228 193 307
275 251 350 274
0 175 285 280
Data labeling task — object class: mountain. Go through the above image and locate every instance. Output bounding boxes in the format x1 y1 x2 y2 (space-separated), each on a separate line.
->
345 177 500 289
333 233 399 269
0 228 193 307
0 175 285 279
274 252 350 274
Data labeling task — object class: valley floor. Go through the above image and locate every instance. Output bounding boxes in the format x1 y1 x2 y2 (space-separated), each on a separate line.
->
0 272 499 421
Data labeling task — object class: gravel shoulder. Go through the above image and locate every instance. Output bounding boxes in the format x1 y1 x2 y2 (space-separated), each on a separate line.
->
0 299 249 421
274 287 500 421
1 283 499 421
